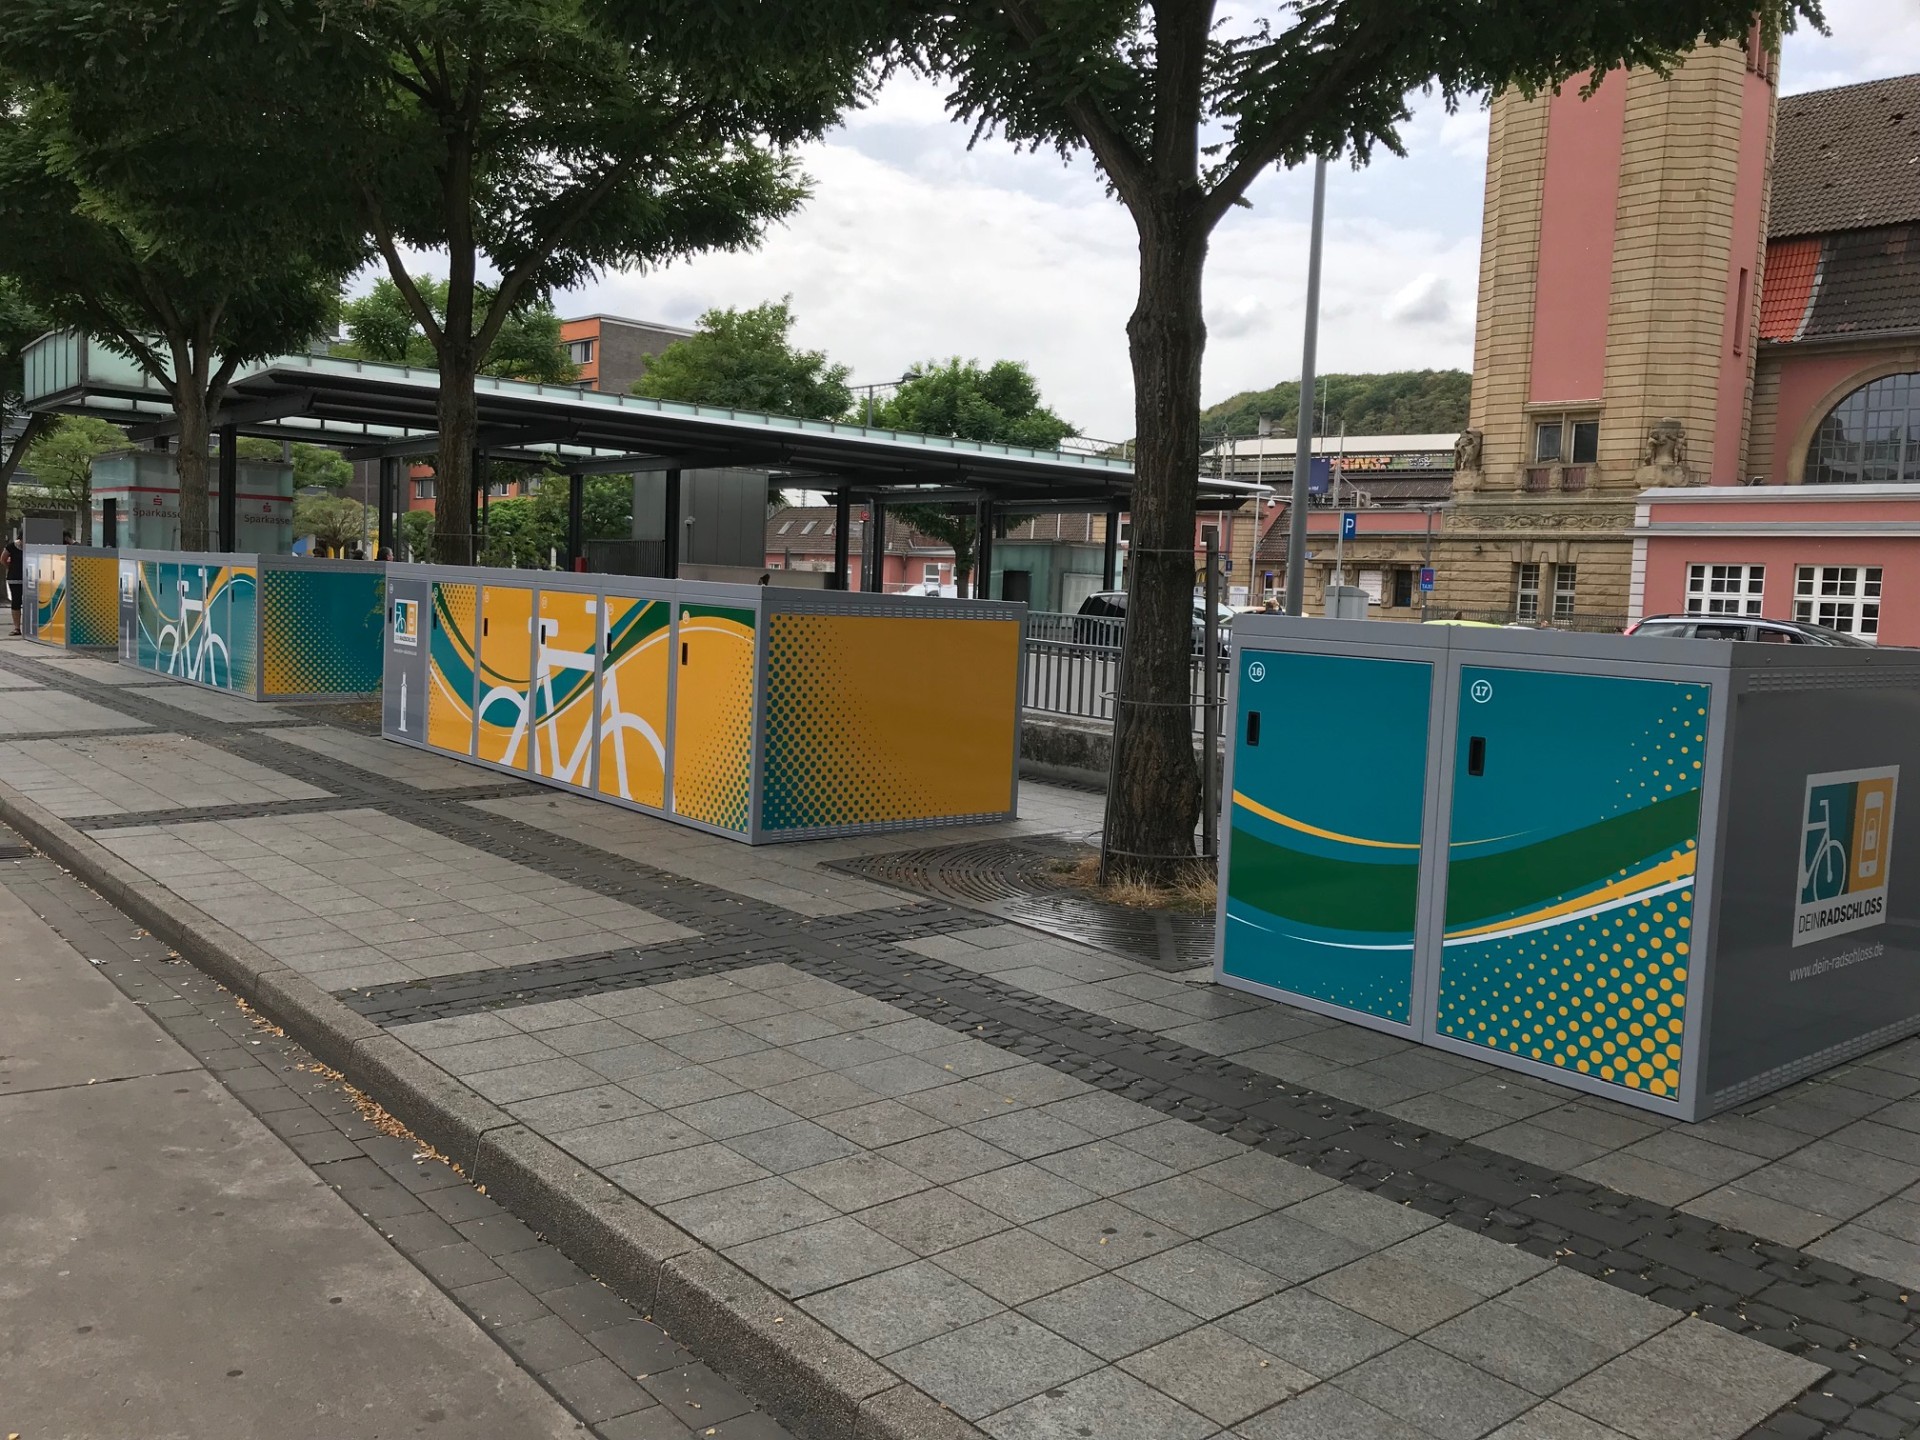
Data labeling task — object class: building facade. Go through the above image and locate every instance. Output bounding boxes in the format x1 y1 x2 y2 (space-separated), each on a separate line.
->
559 315 694 395
1449 53 1920 639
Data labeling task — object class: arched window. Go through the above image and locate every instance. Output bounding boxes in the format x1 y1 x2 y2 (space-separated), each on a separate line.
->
1806 373 1920 484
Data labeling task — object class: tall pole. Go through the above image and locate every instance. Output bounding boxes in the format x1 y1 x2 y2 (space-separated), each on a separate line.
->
1201 526 1222 862
1284 154 1328 617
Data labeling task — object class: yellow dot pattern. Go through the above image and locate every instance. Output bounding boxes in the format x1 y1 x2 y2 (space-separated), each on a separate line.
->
1436 693 1708 1100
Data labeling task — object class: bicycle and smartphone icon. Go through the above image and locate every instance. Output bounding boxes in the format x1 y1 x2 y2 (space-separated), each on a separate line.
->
1795 768 1897 947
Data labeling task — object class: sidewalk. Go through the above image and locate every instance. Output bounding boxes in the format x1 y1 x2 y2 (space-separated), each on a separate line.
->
0 635 1908 1438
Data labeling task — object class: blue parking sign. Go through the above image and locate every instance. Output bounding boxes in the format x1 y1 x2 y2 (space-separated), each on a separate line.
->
1340 512 1357 540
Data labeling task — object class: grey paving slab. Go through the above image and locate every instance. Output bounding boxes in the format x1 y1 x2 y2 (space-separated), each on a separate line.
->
1117 1322 1313 1427
1499 1269 1678 1354
660 1176 838 1250
137 682 298 724
724 1215 916 1298
1488 1402 1636 1440
1235 1383 1435 1440
1115 1240 1288 1320
979 1364 1215 1440
0 732 328 818
886 1312 1101 1421
1018 1272 1198 1360
932 1229 1103 1307
269 724 504 789
1217 1287 1406 1380
0 688 146 734
861 1186 1011 1256
797 1258 1004 1357
1424 1300 1619 1395
1307 1253 1486 1333
1339 1340 1535 1439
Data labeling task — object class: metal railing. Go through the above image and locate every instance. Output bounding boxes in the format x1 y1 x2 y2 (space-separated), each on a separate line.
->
1022 610 1228 736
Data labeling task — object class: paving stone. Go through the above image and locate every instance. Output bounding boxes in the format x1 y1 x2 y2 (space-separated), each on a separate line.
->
1039 1090 1161 1139
724 1215 915 1299
622 1065 746 1109
951 1161 1099 1223
1192 1151 1339 1209
1235 1383 1435 1440
1207 1210 1369 1282
932 1229 1103 1306
878 1129 1018 1184
1116 1240 1287 1320
724 1120 862 1175
786 1151 930 1211
1110 1118 1245 1171
659 1177 837 1249
1219 1289 1405 1379
1339 1339 1535 1440
1487 1402 1637 1439
1308 1253 1485 1334
467 1058 609 1103
1480 1120 1616 1172
1029 1198 1189 1270
963 1108 1099 1160
840 1054 955 1097
1384 1092 1513 1139
760 1071 883 1119
638 1362 757 1426
1557 1355 1772 1440
979 1364 1215 1440
1631 1319 1827 1415
797 1258 1004 1356
860 1187 1010 1256
1500 1269 1679 1354
605 1142 772 1205
1382 1223 1552 1297
1425 1299 1619 1394
1573 1152 1720 1208
1117 1321 1313 1426
1017 1272 1198 1361
1730 1160 1885 1222
544 1355 656 1423
1031 1140 1179 1195
1620 1131 1767 1186
453 1275 551 1329
506 1084 653 1131
497 1312 602 1373
814 1098 948 1148
1681 1185 1840 1248
1284 1185 1438 1250
887 1312 1101 1421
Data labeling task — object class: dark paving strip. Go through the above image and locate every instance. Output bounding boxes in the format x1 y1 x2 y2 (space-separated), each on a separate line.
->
341 903 995 1025
67 783 546 832
1 647 1899 1437
0 725 161 740
1 845 794 1440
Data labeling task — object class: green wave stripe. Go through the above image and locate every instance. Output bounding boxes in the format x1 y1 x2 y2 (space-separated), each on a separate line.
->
1444 790 1701 927
1229 828 1420 933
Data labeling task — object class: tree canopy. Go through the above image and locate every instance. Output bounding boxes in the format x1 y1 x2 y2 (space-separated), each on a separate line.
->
633 300 853 420
337 277 578 385
1201 370 1471 442
17 414 121 532
876 358 1075 592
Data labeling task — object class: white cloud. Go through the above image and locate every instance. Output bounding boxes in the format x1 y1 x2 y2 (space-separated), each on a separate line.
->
548 3 1896 439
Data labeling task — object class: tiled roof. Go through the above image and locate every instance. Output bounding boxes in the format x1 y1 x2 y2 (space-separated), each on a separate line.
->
1760 224 1920 346
1758 236 1821 340
763 505 954 555
1770 74 1920 239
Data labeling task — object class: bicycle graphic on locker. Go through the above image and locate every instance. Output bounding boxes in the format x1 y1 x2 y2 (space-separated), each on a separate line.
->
475 603 666 795
155 571 232 688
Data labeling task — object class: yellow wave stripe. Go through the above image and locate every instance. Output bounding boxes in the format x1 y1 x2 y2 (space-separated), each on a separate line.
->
1443 850 1696 942
1231 791 1420 850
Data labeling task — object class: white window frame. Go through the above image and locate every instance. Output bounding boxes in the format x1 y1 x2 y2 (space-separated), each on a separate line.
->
566 338 595 365
1685 563 1764 617
923 562 942 585
1795 565 1882 641
1515 562 1542 621
1533 413 1600 465
413 478 436 500
1552 564 1578 621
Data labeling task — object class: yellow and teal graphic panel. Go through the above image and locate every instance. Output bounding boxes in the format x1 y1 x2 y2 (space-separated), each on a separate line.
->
762 614 1019 833
1436 669 1708 1100
66 555 119 647
261 568 385 696
31 551 67 644
477 584 535 768
530 589 601 788
428 582 478 757
1224 651 1432 1024
135 560 256 693
672 604 755 832
597 596 671 809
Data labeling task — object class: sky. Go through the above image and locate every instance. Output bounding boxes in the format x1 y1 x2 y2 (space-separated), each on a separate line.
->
540 2 1916 441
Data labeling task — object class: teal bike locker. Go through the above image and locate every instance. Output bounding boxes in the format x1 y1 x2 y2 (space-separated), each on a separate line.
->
1218 618 1920 1121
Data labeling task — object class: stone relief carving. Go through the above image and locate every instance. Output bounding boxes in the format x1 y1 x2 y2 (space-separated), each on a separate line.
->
1643 417 1688 468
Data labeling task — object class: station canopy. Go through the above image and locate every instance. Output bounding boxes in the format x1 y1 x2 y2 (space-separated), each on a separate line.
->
21 332 1263 514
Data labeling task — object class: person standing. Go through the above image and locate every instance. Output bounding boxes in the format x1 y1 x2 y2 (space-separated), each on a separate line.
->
5 534 23 635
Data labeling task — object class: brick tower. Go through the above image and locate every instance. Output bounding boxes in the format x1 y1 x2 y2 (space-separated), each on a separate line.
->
1436 40 1777 625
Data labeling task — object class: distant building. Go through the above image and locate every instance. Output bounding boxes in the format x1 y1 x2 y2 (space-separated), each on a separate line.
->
560 314 695 395
765 505 955 593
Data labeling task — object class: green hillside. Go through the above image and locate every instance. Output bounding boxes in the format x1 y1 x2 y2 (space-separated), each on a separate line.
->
1200 370 1469 441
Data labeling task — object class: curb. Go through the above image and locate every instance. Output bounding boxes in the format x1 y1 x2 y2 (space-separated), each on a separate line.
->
0 782 982 1440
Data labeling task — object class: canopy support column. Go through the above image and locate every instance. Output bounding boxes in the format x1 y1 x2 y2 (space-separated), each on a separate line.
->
976 498 996 600
377 457 396 558
566 472 585 570
1103 501 1121 589
217 424 238 553
863 501 886 593
663 468 681 578
832 488 851 591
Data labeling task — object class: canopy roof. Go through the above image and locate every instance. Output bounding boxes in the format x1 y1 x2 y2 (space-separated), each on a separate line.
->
23 332 1261 513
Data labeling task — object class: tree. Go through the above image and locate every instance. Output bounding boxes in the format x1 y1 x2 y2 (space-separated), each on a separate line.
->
634 299 853 419
337 277 578 385
17 414 121 534
0 276 48 531
295 494 368 556
615 0 1822 880
293 445 354 494
873 358 1076 594
0 4 367 552
1201 370 1471 443
329 2 861 567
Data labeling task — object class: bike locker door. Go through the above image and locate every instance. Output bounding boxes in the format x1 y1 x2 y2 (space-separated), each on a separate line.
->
670 601 756 834
426 581 479 759
1435 666 1710 1108
596 593 674 812
382 573 430 743
1221 647 1436 1031
476 581 536 771
529 586 601 794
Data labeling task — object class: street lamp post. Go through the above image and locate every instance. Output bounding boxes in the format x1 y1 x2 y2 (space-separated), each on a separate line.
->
1284 154 1329 618
851 374 915 426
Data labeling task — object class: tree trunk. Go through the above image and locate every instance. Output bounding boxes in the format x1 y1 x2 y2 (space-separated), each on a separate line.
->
432 355 478 565
1106 212 1208 883
175 384 211 550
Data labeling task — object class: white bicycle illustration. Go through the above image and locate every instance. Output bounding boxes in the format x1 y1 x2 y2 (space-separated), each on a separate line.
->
476 600 666 796
156 571 230 687
1800 795 1850 903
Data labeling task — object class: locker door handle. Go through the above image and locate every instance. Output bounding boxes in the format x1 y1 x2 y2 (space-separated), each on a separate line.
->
481 616 489 636
1467 736 1486 776
1246 711 1261 746
680 641 689 665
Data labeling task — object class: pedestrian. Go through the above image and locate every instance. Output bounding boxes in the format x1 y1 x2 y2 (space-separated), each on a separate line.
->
5 533 22 635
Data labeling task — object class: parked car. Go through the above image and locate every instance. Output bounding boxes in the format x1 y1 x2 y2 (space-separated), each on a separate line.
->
1074 591 1234 653
1625 614 1876 647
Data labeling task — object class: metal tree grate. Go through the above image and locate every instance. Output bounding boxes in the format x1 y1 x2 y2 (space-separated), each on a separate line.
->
830 834 1213 974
